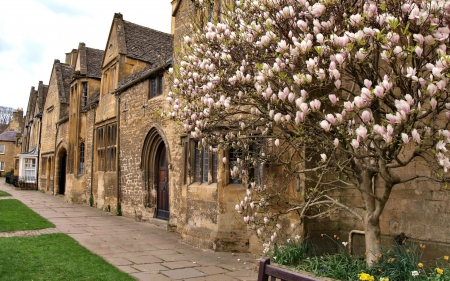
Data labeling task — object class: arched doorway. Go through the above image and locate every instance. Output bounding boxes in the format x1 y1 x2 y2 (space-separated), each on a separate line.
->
58 150 67 195
156 143 169 219
141 127 171 220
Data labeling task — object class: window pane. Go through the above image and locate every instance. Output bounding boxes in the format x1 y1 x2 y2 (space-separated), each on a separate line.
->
152 78 157 98
0 162 4 171
82 82 88 107
229 148 242 184
202 148 208 183
0 145 4 154
158 76 163 95
212 152 218 183
194 144 202 182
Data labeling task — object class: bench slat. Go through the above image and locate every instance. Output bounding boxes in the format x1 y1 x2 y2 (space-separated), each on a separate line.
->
258 258 322 281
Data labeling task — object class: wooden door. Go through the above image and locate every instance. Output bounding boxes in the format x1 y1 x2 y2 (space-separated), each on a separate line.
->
156 145 169 220
59 152 66 195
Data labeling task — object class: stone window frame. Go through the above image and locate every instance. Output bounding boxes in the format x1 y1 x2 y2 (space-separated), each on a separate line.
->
148 75 164 99
0 144 4 154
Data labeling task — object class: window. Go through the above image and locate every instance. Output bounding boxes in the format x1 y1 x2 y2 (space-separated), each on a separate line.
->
192 140 217 183
229 148 242 184
24 158 36 182
79 143 85 174
229 139 264 185
0 162 4 171
0 145 4 154
82 82 88 107
148 75 164 99
41 157 47 175
208 1 214 22
96 123 117 171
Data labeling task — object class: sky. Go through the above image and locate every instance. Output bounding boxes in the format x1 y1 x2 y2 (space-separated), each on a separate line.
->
0 0 172 112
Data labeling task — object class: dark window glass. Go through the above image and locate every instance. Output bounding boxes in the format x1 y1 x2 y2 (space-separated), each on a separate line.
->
79 143 85 174
82 82 88 107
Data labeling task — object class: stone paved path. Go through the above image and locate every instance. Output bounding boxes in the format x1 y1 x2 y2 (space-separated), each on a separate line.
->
0 180 260 281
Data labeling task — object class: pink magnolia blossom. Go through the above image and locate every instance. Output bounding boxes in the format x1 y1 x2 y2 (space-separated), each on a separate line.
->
351 139 360 149
361 110 372 123
412 129 421 143
356 125 368 139
325 114 335 124
320 153 327 162
334 138 339 147
401 133 409 144
310 99 321 111
320 120 331 131
430 98 437 109
329 94 338 104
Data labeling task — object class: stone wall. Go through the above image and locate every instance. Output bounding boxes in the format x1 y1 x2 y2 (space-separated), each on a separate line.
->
0 141 16 177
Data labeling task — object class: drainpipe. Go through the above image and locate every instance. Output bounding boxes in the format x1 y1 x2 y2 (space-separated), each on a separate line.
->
53 122 60 195
36 113 43 190
90 105 96 202
115 95 121 214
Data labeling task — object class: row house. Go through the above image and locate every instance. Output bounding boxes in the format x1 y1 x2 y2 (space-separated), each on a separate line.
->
16 10 253 253
0 109 23 177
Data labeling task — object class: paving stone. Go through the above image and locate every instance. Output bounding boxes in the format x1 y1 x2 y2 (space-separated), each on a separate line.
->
131 272 173 281
103 257 133 266
131 263 169 273
185 274 240 281
196 266 230 275
161 260 199 269
127 255 162 264
161 268 206 280
117 265 140 274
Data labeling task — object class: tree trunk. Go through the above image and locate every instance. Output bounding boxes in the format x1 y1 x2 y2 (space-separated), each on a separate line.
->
364 216 381 266
358 170 381 267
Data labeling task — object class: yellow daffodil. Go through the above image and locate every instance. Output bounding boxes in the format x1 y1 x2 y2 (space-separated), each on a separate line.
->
444 255 449 261
359 273 375 281
380 278 389 281
418 262 423 268
436 268 444 275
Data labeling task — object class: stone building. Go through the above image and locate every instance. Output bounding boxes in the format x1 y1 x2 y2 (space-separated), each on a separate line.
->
38 60 73 194
18 82 48 186
86 13 174 213
64 43 104 204
0 108 23 177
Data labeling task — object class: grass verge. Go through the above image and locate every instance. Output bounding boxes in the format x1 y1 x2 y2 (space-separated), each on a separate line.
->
0 233 135 281
0 190 11 196
0 199 54 232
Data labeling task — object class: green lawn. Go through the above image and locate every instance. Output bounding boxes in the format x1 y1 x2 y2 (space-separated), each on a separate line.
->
0 199 55 232
0 234 135 281
0 190 11 196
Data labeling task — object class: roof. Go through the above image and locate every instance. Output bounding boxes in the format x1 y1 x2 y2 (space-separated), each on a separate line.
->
0 130 20 142
36 81 48 114
0 124 8 134
53 61 74 104
122 20 173 64
86 47 104 78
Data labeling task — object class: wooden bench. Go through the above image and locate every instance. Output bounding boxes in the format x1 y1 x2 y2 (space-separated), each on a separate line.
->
257 258 321 281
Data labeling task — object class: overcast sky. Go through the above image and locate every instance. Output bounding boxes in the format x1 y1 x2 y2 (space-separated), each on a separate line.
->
0 0 172 112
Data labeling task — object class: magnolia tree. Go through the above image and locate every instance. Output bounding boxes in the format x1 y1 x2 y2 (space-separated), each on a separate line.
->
169 0 450 265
